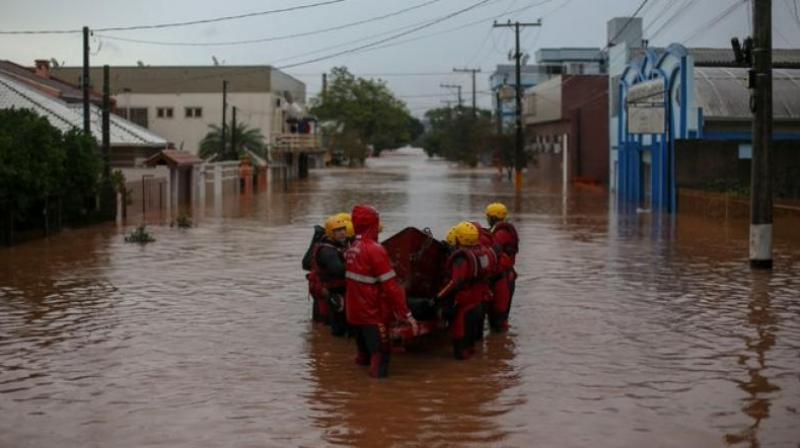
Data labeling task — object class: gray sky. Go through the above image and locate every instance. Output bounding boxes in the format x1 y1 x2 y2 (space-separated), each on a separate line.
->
2 0 799 115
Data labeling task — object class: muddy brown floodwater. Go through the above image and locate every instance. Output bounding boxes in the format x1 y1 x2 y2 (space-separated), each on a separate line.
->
2 148 800 448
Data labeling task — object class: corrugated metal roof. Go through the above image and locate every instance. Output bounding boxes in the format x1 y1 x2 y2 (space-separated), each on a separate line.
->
0 73 167 147
630 47 800 67
694 67 800 119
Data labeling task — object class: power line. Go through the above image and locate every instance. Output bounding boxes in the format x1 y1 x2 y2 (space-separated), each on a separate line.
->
682 0 747 43
277 0 493 69
606 0 649 48
117 0 494 92
359 0 557 55
648 0 701 41
0 0 347 35
94 0 443 46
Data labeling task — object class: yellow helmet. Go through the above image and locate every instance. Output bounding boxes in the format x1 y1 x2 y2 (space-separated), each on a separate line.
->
448 221 479 247
324 214 349 239
445 226 459 246
485 202 508 220
334 212 355 238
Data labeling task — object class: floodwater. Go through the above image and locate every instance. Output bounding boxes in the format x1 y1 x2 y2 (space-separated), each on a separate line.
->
1 148 799 448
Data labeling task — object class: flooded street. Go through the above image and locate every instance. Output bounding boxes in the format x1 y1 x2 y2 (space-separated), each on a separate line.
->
2 148 799 447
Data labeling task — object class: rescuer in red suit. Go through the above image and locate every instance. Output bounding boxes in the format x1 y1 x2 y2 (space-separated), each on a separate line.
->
485 202 519 333
345 204 418 378
437 222 496 360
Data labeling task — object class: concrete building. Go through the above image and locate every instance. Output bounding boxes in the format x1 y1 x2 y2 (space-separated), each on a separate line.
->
523 74 609 185
491 47 606 131
616 43 800 212
51 64 308 158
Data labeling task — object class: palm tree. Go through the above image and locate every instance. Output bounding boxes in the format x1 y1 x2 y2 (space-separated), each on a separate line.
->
198 123 266 161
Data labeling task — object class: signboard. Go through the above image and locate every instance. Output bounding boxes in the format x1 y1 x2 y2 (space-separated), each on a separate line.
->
627 79 666 134
628 106 665 134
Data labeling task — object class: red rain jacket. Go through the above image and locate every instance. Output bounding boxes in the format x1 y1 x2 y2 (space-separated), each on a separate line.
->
344 205 411 326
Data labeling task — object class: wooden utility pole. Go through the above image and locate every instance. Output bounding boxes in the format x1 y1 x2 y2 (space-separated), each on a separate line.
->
231 106 237 160
749 0 773 269
440 83 463 109
495 89 503 134
453 67 481 116
82 26 91 135
493 19 541 191
102 65 111 181
322 73 328 98
221 80 228 159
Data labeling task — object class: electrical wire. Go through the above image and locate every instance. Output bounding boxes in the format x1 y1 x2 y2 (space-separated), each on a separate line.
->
0 0 347 35
682 0 747 43
606 0 650 48
94 0 443 47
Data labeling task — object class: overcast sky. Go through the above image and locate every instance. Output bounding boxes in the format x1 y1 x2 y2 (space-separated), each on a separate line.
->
2 0 799 115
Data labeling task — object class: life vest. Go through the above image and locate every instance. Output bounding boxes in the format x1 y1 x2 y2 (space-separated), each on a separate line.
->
445 245 496 284
491 221 519 256
310 241 347 291
471 221 495 248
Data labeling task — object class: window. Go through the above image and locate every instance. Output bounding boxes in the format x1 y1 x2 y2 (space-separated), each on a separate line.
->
276 98 281 107
115 108 128 119
128 108 148 128
156 107 174 118
185 107 202 118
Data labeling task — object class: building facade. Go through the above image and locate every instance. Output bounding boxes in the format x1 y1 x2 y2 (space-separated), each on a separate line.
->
616 44 800 212
51 65 307 157
523 74 609 185
491 47 606 132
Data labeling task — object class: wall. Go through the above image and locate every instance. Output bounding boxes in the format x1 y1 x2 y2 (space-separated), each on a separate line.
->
523 76 562 124
562 75 609 184
114 92 278 156
676 139 800 199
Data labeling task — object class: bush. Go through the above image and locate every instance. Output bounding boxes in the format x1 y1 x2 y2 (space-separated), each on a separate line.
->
0 108 101 243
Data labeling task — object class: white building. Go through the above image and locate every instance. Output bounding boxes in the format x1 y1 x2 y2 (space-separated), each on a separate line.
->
52 65 307 157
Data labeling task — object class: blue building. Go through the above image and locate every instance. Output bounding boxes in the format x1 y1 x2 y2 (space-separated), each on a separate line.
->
615 44 800 212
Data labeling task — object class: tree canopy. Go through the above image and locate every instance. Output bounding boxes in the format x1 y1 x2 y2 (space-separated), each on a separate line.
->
1 108 101 243
310 67 416 158
419 107 502 167
199 122 266 161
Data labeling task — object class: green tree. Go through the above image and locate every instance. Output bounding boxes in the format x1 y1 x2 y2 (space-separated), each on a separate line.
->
198 122 266 161
0 108 101 243
331 129 369 167
311 67 413 157
420 107 495 166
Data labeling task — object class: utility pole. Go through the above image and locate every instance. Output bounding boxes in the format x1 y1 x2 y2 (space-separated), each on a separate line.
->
102 66 111 182
495 89 503 134
221 80 228 160
82 26 91 135
231 106 237 160
749 0 773 269
453 67 481 116
322 73 328 99
494 19 541 191
440 83 463 109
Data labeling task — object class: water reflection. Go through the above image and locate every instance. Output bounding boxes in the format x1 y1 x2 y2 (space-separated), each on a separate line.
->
725 272 780 448
304 324 522 447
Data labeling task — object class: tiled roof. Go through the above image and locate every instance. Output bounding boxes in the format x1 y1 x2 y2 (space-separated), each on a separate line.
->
144 149 203 167
0 72 167 147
